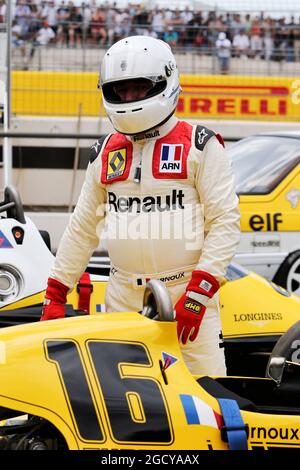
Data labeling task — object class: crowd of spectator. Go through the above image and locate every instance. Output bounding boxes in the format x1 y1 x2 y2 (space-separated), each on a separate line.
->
1 0 300 66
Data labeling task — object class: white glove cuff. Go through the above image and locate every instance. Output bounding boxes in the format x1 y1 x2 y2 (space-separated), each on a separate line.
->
186 290 209 306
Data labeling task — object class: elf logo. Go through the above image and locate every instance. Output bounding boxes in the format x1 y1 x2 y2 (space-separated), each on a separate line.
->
184 300 201 313
249 213 283 231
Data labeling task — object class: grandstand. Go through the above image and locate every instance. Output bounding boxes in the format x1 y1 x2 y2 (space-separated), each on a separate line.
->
1 1 299 75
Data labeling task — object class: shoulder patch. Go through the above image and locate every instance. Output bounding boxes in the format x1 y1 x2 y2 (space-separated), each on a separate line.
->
195 125 215 151
89 134 109 163
101 133 133 184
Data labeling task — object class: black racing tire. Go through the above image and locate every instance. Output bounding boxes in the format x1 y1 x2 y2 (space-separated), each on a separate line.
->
273 250 300 296
3 186 26 223
266 319 300 383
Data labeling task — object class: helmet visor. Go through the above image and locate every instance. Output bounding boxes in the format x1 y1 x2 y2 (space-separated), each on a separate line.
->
102 77 167 104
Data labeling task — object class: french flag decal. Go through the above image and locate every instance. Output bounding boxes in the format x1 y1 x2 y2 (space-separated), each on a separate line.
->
162 352 178 369
180 394 223 429
136 277 151 287
159 144 183 173
96 304 106 312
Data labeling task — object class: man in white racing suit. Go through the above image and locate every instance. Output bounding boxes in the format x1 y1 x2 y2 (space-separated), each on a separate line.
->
41 36 240 376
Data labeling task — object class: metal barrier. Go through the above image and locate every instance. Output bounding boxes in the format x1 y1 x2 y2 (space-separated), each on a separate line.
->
10 41 300 77
3 13 300 76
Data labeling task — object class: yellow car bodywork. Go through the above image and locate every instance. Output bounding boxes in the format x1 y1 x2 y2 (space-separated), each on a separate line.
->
2 269 299 342
231 133 300 294
220 271 300 340
0 313 300 450
239 164 300 234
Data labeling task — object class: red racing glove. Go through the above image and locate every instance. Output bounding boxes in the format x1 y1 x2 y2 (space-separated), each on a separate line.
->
40 278 69 321
174 270 219 345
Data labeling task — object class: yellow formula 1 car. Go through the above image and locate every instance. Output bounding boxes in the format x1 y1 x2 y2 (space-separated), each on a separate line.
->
0 281 300 450
1 187 300 449
2 260 300 378
1 185 300 379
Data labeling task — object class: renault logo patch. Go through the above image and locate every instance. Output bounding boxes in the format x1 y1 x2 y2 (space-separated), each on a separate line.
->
107 149 126 180
286 188 300 209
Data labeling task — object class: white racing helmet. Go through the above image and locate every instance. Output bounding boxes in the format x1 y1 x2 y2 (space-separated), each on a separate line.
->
99 36 181 135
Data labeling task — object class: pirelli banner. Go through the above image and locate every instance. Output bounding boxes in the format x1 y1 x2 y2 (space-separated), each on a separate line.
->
12 71 300 121
179 75 299 121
